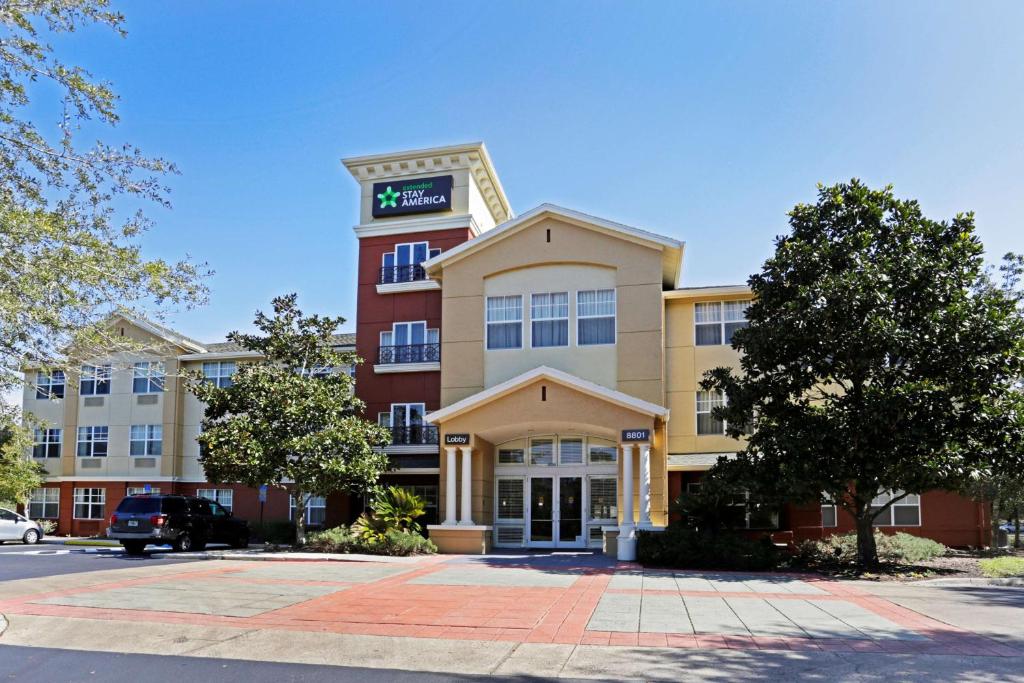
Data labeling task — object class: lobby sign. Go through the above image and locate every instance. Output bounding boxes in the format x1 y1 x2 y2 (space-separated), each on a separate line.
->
444 433 470 446
621 428 650 443
372 175 453 218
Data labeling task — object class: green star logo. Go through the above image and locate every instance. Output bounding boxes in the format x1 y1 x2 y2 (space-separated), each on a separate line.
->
377 186 400 209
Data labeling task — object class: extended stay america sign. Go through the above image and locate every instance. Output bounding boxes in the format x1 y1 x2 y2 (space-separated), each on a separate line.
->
372 175 453 218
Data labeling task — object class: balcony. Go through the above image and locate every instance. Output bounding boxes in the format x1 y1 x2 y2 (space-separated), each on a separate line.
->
390 425 439 446
376 265 441 294
374 343 441 374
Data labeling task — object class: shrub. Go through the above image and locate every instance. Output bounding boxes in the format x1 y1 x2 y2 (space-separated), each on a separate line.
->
304 525 437 556
305 525 358 553
795 531 946 568
637 526 781 571
375 529 437 556
979 556 1024 578
249 520 296 544
37 519 56 535
353 485 428 543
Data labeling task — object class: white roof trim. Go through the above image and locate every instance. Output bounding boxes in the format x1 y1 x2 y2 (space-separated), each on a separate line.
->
663 285 751 299
114 314 206 354
177 351 263 361
422 203 683 272
426 365 669 424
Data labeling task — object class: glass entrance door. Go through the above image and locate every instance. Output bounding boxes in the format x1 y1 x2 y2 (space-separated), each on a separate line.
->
529 477 554 546
557 477 583 548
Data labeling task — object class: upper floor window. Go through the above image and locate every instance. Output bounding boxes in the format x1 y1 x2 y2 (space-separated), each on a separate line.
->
80 364 111 396
531 292 569 348
696 389 752 436
77 426 109 457
871 490 921 526
35 371 65 399
486 295 523 350
32 428 61 458
130 424 163 456
379 322 439 363
381 242 441 284
695 300 750 346
577 289 616 345
133 362 165 394
202 361 236 388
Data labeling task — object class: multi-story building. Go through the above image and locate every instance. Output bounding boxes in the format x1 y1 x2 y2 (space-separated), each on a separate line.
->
22 141 989 552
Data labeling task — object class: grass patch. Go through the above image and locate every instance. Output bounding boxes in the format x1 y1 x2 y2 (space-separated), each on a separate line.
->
64 539 119 546
979 556 1024 578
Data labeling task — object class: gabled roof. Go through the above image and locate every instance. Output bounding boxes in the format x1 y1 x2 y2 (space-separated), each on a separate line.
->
421 204 684 287
426 366 669 425
114 313 207 354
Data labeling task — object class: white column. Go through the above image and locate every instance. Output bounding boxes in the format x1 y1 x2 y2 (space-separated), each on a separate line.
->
459 446 474 525
638 442 653 530
444 447 458 525
617 443 636 561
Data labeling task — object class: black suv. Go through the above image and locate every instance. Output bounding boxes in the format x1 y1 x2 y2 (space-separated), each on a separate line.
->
107 494 249 555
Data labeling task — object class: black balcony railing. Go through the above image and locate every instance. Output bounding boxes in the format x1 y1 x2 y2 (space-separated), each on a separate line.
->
390 425 439 446
379 264 427 285
378 343 440 365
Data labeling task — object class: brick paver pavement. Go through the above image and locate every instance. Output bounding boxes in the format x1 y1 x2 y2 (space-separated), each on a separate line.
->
0 555 1020 658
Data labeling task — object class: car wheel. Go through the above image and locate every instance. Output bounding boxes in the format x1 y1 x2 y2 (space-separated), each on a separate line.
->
174 533 193 552
192 538 207 552
22 529 40 545
122 541 146 555
231 533 249 549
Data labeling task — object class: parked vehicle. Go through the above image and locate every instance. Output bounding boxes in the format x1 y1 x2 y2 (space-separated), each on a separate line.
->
0 508 43 544
107 494 249 555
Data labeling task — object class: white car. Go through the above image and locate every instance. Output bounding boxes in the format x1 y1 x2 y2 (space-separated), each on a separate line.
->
0 507 43 544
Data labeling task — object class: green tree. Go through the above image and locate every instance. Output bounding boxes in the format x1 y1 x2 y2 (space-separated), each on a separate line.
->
0 411 44 511
189 294 391 545
0 1 207 401
703 180 1024 569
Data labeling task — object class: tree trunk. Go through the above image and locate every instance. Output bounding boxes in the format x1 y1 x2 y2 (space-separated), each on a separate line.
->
855 512 879 570
294 490 307 547
1014 513 1020 549
991 500 1002 549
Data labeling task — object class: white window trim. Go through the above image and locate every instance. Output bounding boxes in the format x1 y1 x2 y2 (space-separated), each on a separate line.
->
381 241 436 268
485 295 523 351
133 361 166 394
530 291 570 349
202 361 235 389
73 487 106 520
871 491 922 527
130 424 163 456
289 494 327 525
126 486 162 496
695 300 751 347
35 370 66 399
197 488 233 512
32 428 62 459
587 475 618 523
80 364 112 396
576 289 617 346
495 476 526 523
696 389 727 436
29 488 60 519
76 425 109 457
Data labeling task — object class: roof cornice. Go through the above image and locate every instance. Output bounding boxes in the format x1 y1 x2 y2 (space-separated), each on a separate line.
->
663 285 752 299
352 213 481 239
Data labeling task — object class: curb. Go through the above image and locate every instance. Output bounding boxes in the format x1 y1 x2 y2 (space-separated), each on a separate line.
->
914 577 1024 588
0 613 7 638
196 550 426 564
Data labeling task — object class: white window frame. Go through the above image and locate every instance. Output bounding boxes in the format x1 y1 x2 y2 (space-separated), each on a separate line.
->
381 241 440 268
871 490 921 527
588 444 617 465
80 364 112 396
588 476 618 523
696 389 727 435
380 321 439 348
133 361 165 394
198 488 233 512
32 428 61 458
130 424 163 456
29 488 60 519
202 361 236 389
576 289 616 346
695 300 751 346
821 493 838 528
290 494 326 526
35 370 65 399
530 292 570 348
126 486 161 496
73 487 105 520
486 295 523 350
76 425 109 457
495 477 526 522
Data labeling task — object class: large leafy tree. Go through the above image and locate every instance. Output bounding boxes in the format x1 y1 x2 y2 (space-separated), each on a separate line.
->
189 294 390 544
0 409 43 509
704 180 1024 569
0 1 207 403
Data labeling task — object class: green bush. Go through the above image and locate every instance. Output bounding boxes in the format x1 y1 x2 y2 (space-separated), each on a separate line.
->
305 525 436 556
37 519 56 535
637 527 781 571
795 531 946 567
375 529 437 556
249 520 296 544
979 556 1024 578
305 525 358 553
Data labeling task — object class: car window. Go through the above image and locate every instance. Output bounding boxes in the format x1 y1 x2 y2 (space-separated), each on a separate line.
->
116 497 161 514
210 503 228 517
161 498 187 514
0 509 18 521
189 498 213 515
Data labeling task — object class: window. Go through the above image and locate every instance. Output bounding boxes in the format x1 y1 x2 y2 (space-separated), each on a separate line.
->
126 486 161 496
696 390 725 435
35 371 65 399
198 488 233 512
380 322 439 362
531 292 569 347
130 424 163 456
529 438 554 466
290 494 326 526
695 300 750 346
497 479 524 520
498 448 524 465
381 242 440 283
76 426 109 457
32 428 61 458
80 364 111 395
29 488 59 518
589 445 617 464
871 490 921 526
73 487 105 519
397 485 437 523
388 403 431 444
133 361 165 393
821 493 837 528
486 295 523 350
202 361 235 389
559 437 584 465
589 477 617 520
577 289 616 345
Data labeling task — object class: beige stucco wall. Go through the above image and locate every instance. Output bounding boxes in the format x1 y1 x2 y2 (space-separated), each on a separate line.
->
665 295 749 455
438 215 666 407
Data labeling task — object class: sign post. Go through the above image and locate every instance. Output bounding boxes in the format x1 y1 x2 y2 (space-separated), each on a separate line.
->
258 485 267 526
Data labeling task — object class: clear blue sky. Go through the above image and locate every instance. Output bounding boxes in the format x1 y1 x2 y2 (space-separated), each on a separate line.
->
61 1 1024 342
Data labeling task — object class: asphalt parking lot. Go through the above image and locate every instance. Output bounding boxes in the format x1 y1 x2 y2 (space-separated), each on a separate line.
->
0 541 202 581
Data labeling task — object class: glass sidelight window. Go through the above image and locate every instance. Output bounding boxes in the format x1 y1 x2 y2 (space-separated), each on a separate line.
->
589 477 618 520
497 479 524 521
